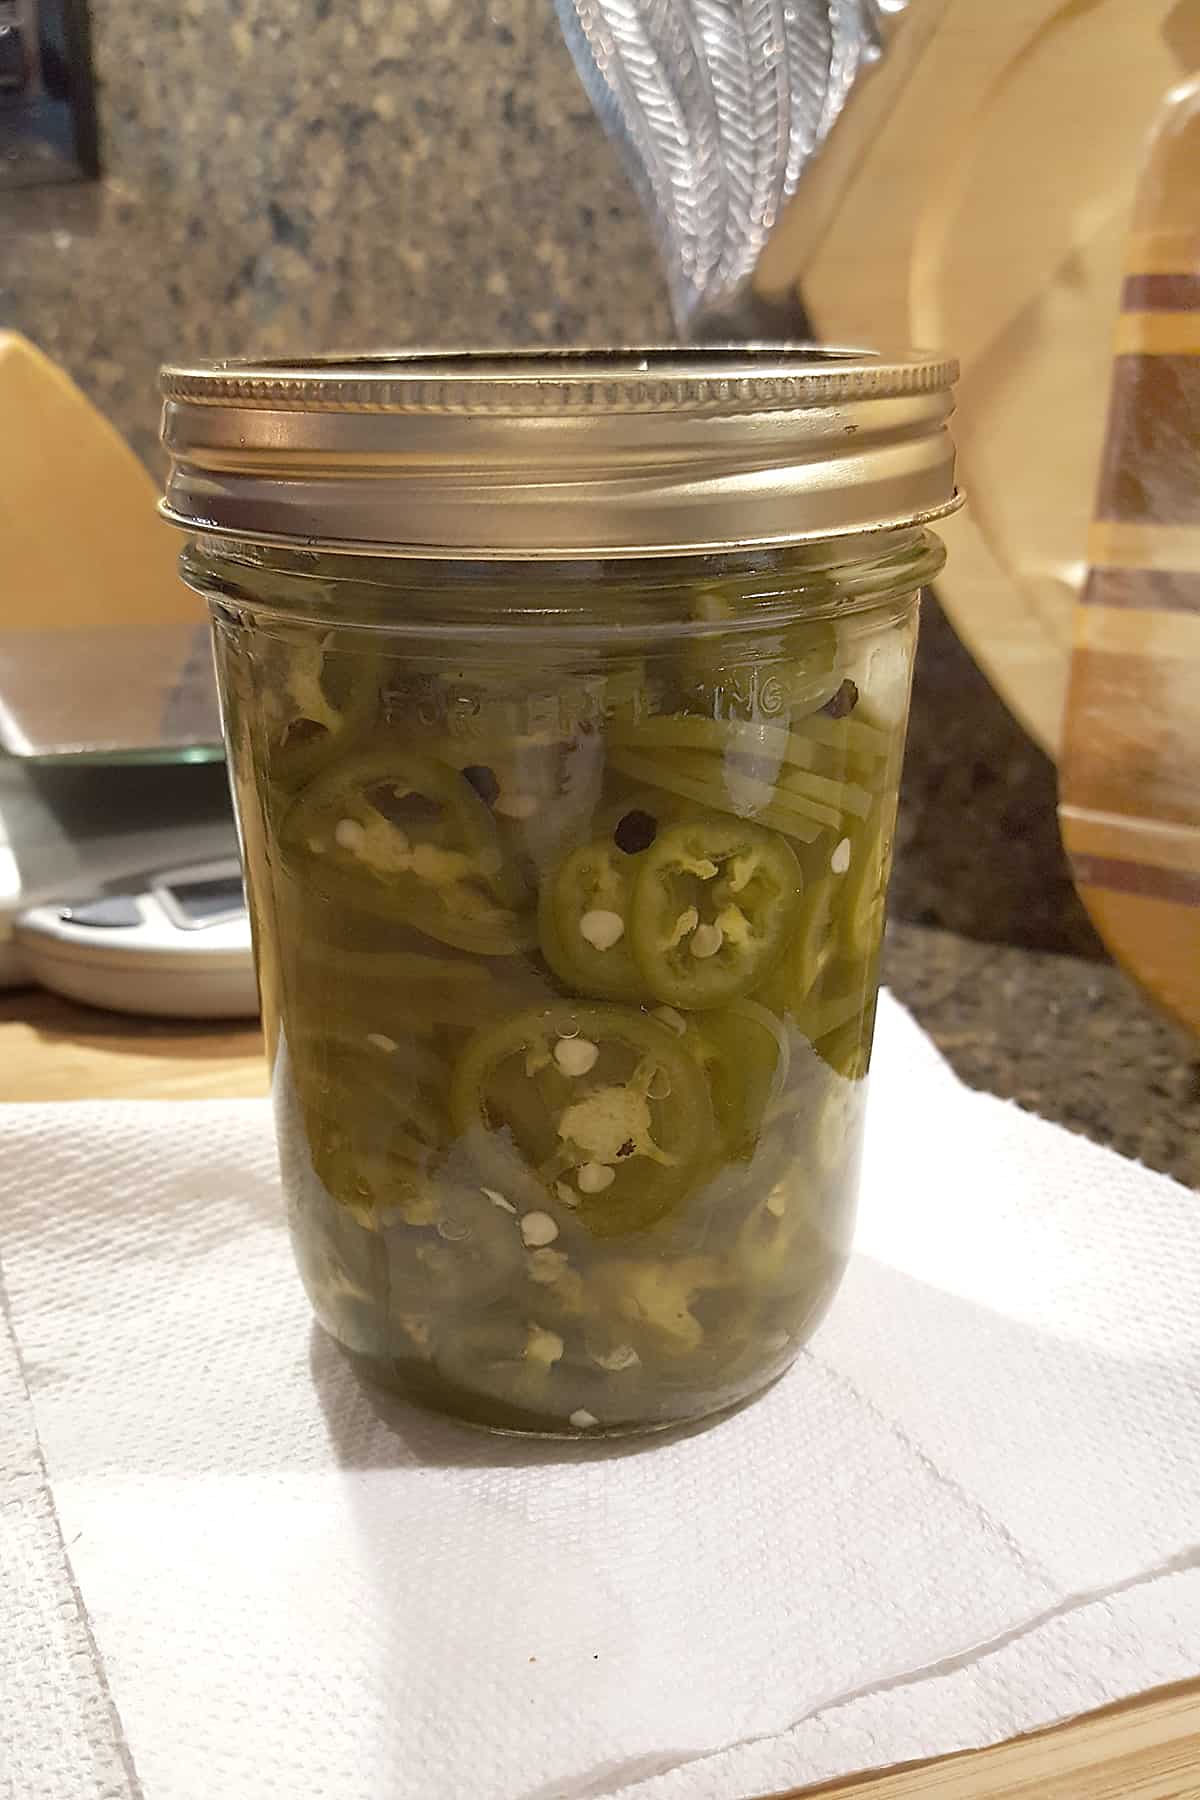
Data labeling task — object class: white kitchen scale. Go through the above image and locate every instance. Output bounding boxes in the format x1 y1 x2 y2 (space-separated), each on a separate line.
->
0 756 258 1019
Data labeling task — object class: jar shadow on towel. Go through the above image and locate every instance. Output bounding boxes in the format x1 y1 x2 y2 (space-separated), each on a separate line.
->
297 1253 1200 1799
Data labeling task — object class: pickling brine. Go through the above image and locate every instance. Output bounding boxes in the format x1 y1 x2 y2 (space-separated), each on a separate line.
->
162 349 959 1436
206 549 921 1433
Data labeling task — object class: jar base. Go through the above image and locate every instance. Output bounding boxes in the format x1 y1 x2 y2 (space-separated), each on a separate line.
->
337 1336 799 1441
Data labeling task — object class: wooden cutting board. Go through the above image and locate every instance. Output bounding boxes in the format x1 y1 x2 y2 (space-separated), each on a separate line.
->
1058 75 1200 1034
755 0 1192 760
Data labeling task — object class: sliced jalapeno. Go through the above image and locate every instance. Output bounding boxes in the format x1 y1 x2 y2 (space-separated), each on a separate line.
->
404 1183 529 1307
753 873 837 1017
537 837 649 1001
628 815 802 1009
683 998 790 1161
281 750 534 955
596 1255 721 1355
450 1002 717 1236
292 1029 449 1226
732 1181 826 1300
260 631 380 788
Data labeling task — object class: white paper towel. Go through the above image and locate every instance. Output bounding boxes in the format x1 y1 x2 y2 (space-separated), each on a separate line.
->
2 991 1198 1800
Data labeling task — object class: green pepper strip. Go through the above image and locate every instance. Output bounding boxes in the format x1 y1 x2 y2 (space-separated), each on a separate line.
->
615 712 867 799
789 711 891 758
606 748 822 844
722 755 873 824
814 1018 872 1081
773 763 873 820
656 746 843 831
831 817 891 961
609 716 875 821
800 987 868 1043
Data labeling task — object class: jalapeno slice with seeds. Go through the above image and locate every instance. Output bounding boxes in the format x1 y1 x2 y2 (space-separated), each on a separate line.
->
537 837 650 1001
281 750 534 955
628 815 803 1009
449 1002 717 1235
259 631 382 790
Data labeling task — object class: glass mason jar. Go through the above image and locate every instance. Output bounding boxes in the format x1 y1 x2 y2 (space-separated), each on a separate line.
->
160 349 959 1438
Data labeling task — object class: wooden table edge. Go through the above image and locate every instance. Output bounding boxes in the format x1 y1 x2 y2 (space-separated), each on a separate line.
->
768 1676 1200 1798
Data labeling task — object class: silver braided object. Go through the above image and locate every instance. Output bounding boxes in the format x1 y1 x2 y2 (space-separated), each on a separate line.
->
555 0 906 331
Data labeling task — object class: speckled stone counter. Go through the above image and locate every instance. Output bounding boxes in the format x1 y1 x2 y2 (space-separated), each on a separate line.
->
890 593 1105 959
0 0 671 471
883 922 1200 1191
0 0 1167 958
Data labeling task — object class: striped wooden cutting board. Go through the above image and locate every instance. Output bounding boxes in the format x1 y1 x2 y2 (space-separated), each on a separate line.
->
1059 75 1200 1034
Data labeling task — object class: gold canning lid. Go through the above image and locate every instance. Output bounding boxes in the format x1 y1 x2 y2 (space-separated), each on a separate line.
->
159 347 960 559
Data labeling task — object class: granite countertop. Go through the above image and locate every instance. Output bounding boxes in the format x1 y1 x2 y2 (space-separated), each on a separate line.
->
884 922 1199 1191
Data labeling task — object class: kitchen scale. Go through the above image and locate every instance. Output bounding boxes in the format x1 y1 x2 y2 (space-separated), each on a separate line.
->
0 755 258 1019
0 330 257 1019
